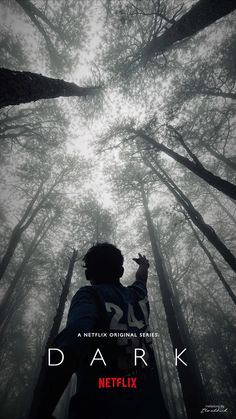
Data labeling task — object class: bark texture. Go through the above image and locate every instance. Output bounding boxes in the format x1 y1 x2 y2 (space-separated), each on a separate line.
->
0 68 100 108
141 0 236 60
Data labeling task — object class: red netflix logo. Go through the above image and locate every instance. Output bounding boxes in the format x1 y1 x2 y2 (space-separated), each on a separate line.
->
98 377 137 388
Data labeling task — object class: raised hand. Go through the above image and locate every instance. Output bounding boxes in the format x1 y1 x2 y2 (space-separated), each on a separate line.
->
133 253 149 268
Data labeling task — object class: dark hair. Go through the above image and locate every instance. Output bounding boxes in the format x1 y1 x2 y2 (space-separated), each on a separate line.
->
82 242 124 282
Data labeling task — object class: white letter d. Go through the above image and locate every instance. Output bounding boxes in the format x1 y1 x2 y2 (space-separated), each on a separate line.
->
48 348 64 366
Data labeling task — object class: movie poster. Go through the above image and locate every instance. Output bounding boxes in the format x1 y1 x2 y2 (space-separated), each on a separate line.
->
0 1 236 419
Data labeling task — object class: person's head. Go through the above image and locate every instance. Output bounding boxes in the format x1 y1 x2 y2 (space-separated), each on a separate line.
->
82 242 124 284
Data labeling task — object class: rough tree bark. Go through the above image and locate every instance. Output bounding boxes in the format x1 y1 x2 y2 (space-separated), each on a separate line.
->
141 0 236 61
0 68 100 108
29 249 78 419
140 184 206 419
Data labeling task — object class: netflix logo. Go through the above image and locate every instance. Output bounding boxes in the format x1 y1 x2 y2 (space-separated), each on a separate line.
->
98 377 137 388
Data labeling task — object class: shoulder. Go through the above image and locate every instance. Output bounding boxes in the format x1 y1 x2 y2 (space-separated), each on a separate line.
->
70 286 98 307
67 286 100 329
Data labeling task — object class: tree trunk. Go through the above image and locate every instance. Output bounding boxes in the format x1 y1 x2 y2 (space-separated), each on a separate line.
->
204 313 236 388
0 181 43 281
0 173 66 281
199 141 236 172
160 335 181 419
144 157 236 274
168 123 236 174
197 90 236 100
156 220 208 406
206 188 236 225
15 0 59 67
140 185 206 419
28 249 78 419
0 372 15 412
185 217 236 306
197 275 236 336
15 0 70 69
200 313 236 414
0 226 22 281
134 129 236 200
141 0 236 60
15 0 62 38
46 249 78 346
0 68 100 108
152 311 182 419
0 218 53 330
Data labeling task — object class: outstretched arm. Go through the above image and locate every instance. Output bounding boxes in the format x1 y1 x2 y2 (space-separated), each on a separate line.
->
133 253 150 284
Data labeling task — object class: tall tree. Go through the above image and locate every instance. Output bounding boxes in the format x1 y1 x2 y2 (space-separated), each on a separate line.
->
140 0 236 61
0 102 68 155
0 180 44 281
109 159 207 417
184 215 236 307
0 212 58 333
127 126 236 200
28 248 79 419
142 155 236 274
0 68 100 108
0 154 86 281
173 36 236 102
14 0 91 74
139 181 206 418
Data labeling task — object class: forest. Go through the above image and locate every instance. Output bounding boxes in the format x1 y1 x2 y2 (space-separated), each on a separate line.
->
0 1 236 418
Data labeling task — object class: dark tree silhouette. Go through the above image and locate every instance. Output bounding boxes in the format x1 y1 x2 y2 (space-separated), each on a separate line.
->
130 128 236 201
29 249 78 419
0 181 44 281
185 215 236 307
0 167 68 281
143 156 236 274
0 68 100 108
141 0 236 61
0 216 56 334
140 183 206 418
